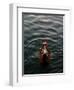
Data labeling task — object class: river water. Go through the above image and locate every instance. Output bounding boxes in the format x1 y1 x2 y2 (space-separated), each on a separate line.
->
22 13 63 74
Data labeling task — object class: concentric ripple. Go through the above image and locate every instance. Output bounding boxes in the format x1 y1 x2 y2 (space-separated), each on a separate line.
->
22 13 63 74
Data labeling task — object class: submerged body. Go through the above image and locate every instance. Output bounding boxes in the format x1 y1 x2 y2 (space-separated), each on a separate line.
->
39 41 51 66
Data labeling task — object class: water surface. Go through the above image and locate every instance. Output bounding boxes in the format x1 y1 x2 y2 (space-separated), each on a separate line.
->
22 13 63 74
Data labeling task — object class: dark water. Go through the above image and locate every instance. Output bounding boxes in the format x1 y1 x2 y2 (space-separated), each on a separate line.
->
22 13 63 74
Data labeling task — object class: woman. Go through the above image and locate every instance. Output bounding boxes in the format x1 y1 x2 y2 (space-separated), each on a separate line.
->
39 41 51 66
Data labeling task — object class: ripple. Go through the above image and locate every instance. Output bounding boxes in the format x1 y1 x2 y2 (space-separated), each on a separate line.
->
22 13 63 74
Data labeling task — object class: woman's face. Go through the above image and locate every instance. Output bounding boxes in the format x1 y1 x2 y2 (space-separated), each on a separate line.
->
42 41 48 48
43 45 47 48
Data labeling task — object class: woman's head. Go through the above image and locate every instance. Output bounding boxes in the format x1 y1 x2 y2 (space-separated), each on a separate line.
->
42 40 48 47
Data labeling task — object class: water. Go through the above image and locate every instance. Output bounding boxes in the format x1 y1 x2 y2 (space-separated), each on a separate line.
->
22 13 63 74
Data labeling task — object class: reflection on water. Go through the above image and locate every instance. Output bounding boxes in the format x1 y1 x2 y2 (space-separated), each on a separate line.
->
22 13 63 74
